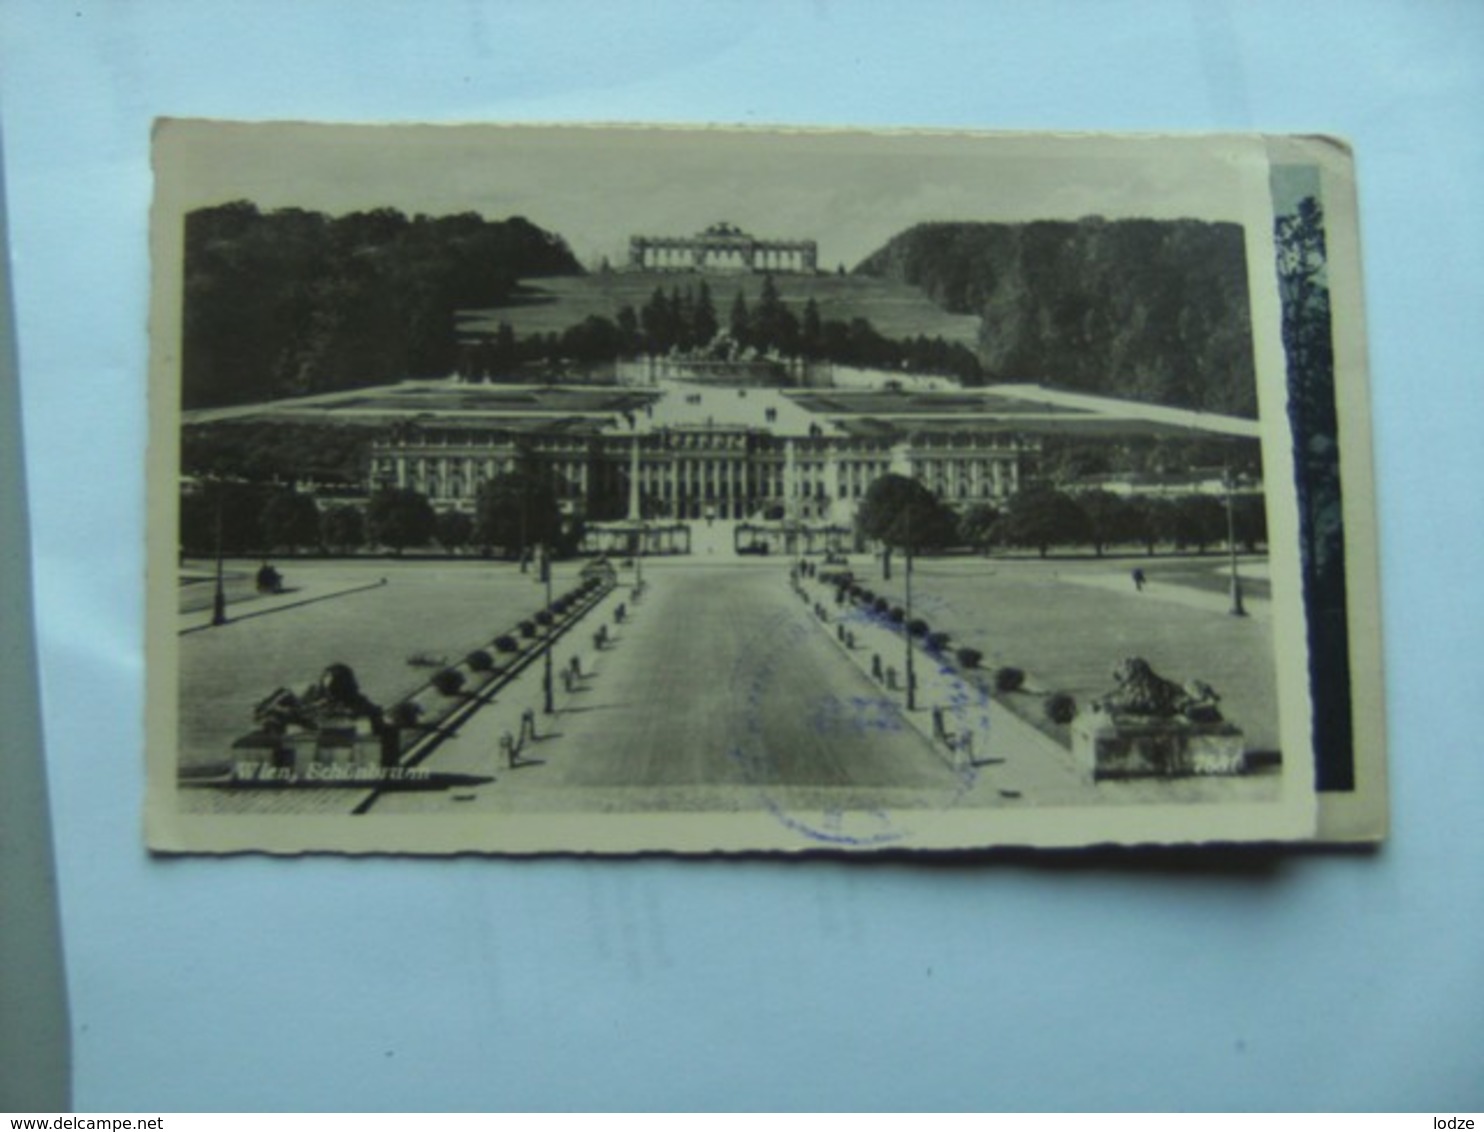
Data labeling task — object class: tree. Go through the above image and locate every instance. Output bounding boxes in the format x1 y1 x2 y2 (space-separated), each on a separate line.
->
179 480 272 556
997 487 1090 557
958 503 1001 553
491 322 518 377
750 274 797 355
615 304 640 353
320 505 365 553
474 462 562 559
1124 496 1167 556
260 490 321 553
1077 490 1133 556
1233 493 1268 552
366 487 436 555
728 290 751 350
559 315 625 363
641 286 675 354
692 281 719 347
1168 494 1226 553
856 474 958 553
435 510 474 554
800 298 823 359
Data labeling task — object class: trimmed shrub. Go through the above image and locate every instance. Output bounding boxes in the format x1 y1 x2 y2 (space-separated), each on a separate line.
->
873 597 889 614
956 647 983 670
494 635 519 654
926 631 951 652
466 649 494 673
551 599 569 615
1045 692 1078 725
994 666 1026 693
887 605 905 623
535 610 554 626
432 668 466 696
518 620 536 638
908 618 929 637
389 701 423 729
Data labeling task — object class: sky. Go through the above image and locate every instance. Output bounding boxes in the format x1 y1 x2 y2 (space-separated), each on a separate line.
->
153 121 1271 269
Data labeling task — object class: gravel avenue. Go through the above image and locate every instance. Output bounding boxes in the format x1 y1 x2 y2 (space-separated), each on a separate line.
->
175 551 1280 817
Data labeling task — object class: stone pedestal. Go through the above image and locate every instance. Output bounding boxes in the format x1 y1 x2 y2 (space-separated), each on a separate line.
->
279 716 382 775
1070 710 1246 781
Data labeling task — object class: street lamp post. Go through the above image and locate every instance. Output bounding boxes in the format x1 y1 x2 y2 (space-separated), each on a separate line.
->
211 487 228 626
542 543 555 713
1224 468 1246 618
904 506 916 712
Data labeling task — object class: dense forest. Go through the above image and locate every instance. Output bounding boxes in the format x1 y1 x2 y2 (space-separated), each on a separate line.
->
182 203 581 409
854 218 1257 416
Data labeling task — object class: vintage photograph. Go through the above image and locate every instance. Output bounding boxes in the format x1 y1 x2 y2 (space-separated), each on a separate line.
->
145 123 1381 853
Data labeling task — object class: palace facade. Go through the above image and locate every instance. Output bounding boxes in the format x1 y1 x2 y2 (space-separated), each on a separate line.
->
350 377 1263 554
367 385 1036 531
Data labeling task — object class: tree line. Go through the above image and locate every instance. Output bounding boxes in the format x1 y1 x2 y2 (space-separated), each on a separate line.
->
183 202 581 409
856 473 1265 558
456 275 984 382
183 470 1265 563
179 468 576 560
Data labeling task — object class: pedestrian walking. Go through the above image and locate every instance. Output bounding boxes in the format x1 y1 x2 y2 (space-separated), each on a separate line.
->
1132 567 1146 592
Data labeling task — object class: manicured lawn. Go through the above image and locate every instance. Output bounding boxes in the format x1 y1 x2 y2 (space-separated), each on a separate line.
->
176 558 590 771
857 556 1282 754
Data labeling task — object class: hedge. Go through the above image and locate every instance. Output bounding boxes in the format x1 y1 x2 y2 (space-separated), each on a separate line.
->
956 647 983 670
994 666 1026 692
495 635 519 654
1045 692 1078 725
927 631 951 651
389 701 423 729
432 668 466 696
466 649 494 673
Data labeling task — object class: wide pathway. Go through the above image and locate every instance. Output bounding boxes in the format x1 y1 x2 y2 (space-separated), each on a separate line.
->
375 563 966 815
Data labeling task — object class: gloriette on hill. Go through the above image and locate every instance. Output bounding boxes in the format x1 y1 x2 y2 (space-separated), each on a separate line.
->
628 221 818 274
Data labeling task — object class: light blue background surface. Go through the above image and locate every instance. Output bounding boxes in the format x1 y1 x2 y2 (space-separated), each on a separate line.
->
2 1 1482 1112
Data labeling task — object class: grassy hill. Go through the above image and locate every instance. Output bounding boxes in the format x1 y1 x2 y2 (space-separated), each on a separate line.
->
457 271 982 346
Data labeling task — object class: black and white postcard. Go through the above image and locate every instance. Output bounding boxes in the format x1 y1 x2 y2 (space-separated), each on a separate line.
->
145 122 1384 853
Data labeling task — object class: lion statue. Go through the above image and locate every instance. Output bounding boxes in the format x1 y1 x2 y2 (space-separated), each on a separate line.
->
1096 657 1223 723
